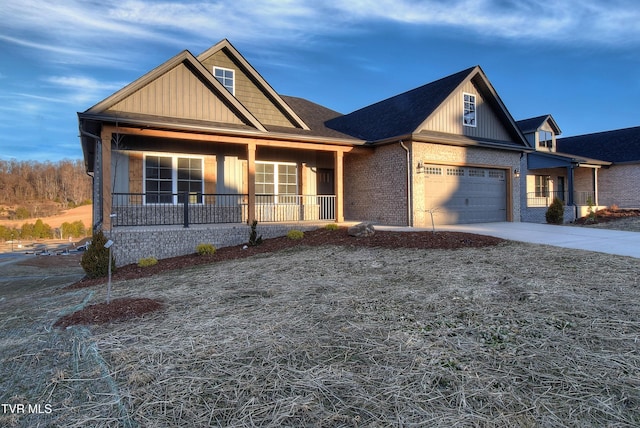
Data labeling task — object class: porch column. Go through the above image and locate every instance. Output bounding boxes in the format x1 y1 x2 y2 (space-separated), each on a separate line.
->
593 168 599 206
567 165 575 206
101 128 113 231
335 151 344 223
247 142 256 224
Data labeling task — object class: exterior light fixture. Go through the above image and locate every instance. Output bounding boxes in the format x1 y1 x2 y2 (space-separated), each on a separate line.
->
514 168 520 178
417 161 425 174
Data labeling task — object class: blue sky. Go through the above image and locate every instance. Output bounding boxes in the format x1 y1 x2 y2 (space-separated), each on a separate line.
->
1 0 639 162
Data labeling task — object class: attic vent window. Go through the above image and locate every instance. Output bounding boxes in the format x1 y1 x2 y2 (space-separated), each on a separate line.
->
214 67 235 95
463 93 476 127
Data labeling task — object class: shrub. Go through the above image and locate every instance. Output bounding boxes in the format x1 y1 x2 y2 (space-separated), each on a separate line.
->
286 229 304 240
80 230 116 278
248 220 263 246
545 197 565 224
196 243 216 256
324 223 339 230
137 257 158 267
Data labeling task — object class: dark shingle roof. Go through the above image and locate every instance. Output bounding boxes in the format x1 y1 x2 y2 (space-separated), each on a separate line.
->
271 96 358 140
516 115 551 133
325 66 476 141
557 126 640 163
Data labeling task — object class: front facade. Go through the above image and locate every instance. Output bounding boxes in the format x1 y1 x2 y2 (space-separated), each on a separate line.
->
80 40 531 264
557 126 640 209
517 115 610 223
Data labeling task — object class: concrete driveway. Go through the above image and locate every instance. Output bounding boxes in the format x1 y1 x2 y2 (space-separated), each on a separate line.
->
439 222 640 259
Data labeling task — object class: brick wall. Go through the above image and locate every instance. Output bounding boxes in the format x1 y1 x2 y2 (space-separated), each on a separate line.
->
598 164 640 208
344 144 408 226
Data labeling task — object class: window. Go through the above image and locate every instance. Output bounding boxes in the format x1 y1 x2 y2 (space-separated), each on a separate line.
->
255 162 297 202
535 175 550 197
145 155 203 204
538 130 553 149
463 93 476 127
447 168 465 176
213 67 234 95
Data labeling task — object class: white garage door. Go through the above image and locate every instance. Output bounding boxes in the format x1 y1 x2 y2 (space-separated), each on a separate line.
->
423 164 507 225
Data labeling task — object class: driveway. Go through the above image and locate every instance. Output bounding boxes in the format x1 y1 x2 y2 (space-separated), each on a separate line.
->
438 222 640 259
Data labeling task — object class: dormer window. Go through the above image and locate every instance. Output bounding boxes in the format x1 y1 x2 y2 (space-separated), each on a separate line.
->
463 93 476 127
538 130 553 149
213 66 235 95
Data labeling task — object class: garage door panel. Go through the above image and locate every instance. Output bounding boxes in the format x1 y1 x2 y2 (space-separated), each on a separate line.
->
423 164 506 225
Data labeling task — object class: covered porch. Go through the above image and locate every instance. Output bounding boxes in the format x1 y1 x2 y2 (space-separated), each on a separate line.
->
93 124 357 230
523 151 610 223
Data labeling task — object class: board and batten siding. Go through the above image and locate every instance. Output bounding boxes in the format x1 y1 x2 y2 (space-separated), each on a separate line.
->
420 80 512 142
107 63 245 124
200 49 297 128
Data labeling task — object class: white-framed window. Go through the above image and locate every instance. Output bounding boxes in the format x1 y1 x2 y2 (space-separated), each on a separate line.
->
534 175 550 197
255 161 297 203
538 130 553 149
213 66 235 95
144 154 203 204
463 93 476 127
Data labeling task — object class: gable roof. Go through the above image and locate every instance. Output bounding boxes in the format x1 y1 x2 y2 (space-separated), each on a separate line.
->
517 115 562 135
557 126 640 164
197 39 310 130
326 67 474 141
325 65 528 148
83 49 267 132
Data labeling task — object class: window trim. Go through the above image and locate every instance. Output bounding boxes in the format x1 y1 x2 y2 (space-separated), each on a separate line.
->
143 153 205 205
463 92 477 127
213 66 235 95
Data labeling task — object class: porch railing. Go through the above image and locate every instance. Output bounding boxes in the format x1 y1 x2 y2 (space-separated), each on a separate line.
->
111 193 336 227
526 191 595 207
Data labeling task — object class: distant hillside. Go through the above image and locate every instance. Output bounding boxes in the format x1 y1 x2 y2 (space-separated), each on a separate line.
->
0 205 92 230
0 159 91 219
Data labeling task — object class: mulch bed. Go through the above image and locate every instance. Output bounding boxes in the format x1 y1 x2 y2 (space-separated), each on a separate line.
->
57 228 503 328
574 208 640 224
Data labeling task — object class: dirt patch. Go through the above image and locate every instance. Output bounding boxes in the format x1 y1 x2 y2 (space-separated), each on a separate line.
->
53 298 163 328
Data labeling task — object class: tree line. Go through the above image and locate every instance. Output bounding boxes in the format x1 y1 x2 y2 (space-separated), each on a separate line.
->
0 159 92 218
0 220 87 241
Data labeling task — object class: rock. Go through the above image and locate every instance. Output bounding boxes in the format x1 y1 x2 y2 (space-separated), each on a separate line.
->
348 222 375 237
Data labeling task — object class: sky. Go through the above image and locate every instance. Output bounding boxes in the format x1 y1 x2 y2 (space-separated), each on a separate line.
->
1 0 640 162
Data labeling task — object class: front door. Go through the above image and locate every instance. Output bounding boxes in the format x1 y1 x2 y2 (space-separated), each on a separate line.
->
317 169 335 220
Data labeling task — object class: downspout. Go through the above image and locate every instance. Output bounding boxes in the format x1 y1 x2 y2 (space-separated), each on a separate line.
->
399 141 412 227
80 127 103 230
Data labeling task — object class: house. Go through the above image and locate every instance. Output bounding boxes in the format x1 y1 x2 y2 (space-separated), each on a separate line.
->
557 126 640 209
516 115 611 223
79 39 530 265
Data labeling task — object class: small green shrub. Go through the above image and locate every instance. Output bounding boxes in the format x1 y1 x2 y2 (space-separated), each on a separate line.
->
196 243 216 256
248 220 263 246
324 223 339 230
80 230 116 279
286 229 304 240
137 257 158 267
545 197 564 224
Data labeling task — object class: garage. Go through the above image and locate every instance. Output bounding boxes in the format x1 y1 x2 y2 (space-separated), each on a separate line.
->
422 164 507 225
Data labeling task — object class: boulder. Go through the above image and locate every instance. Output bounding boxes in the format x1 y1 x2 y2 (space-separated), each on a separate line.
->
348 222 375 237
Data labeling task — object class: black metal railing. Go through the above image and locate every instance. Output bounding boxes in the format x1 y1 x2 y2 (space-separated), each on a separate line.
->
111 193 336 227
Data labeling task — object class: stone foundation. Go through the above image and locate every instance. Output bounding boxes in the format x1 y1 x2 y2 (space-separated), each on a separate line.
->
106 223 325 267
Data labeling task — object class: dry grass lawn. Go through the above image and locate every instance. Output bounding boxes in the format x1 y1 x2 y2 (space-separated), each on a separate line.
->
1 238 640 427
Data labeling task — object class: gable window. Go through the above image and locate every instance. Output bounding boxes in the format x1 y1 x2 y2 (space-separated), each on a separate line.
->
538 130 553 149
255 161 297 203
145 154 203 204
463 93 476 127
213 66 235 95
534 175 550 197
